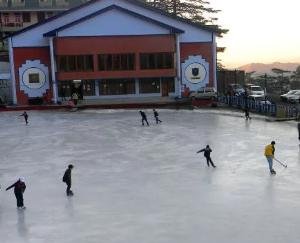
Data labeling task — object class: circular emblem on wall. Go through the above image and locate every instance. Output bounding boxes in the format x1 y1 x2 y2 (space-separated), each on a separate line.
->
22 67 46 89
184 62 207 84
19 60 49 98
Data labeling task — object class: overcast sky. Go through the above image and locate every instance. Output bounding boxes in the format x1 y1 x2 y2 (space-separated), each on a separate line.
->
208 0 300 68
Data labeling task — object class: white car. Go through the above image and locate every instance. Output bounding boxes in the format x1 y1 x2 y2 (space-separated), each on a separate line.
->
247 85 265 97
280 90 300 102
287 91 300 103
189 87 217 100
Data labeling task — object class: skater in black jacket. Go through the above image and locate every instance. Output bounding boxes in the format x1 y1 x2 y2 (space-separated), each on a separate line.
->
139 111 149 126
153 109 162 124
20 111 28 125
6 177 26 209
63 164 74 196
197 145 216 168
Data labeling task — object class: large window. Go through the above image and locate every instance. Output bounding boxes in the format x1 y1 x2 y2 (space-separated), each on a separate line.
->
99 79 135 95
98 54 135 71
83 80 95 96
140 52 174 69
139 78 160 94
57 55 94 72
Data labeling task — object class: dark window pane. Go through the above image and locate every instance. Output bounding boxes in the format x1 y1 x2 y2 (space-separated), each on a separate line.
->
58 56 67 71
22 12 31 22
98 55 105 70
68 56 76 71
85 55 93 71
99 79 135 95
83 80 95 96
76 55 84 71
58 80 71 97
139 78 160 93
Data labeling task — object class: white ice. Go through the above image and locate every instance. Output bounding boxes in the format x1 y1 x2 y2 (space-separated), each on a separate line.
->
0 109 300 243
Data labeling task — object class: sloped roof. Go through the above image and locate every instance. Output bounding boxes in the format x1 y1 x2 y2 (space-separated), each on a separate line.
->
43 5 184 37
9 0 218 38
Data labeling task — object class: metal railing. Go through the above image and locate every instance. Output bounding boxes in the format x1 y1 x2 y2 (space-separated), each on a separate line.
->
218 96 299 118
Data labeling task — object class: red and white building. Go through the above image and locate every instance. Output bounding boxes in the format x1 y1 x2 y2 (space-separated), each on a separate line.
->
7 0 218 105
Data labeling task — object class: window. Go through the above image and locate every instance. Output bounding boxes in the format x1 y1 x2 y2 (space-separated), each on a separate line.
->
99 79 135 95
3 13 9 24
29 73 40 84
98 54 135 71
57 55 94 72
22 12 31 22
83 80 95 96
140 52 174 69
15 13 21 23
139 78 160 94
58 81 71 98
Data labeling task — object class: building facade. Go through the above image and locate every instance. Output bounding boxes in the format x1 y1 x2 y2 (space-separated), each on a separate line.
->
8 0 218 105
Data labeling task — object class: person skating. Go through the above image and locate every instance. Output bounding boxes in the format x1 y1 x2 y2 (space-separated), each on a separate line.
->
244 107 251 120
197 145 216 168
139 111 149 126
153 109 162 124
298 122 300 142
63 164 74 196
6 177 26 209
20 111 28 125
264 141 276 174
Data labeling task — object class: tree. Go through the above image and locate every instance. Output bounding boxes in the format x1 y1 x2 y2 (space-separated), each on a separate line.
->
142 0 228 36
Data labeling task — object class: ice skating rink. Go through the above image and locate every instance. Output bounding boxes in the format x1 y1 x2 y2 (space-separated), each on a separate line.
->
0 109 300 243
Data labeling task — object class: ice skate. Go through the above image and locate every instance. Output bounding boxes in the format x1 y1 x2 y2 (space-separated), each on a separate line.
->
270 169 276 175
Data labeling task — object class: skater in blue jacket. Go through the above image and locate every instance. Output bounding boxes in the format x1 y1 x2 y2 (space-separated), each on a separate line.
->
197 145 216 168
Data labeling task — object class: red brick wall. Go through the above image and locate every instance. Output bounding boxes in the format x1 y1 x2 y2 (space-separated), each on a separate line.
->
180 42 214 87
13 47 52 105
54 35 176 80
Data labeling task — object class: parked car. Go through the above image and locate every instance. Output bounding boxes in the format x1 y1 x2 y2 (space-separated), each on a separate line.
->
227 84 245 96
245 84 265 97
280 90 300 102
287 91 300 103
249 95 273 105
189 87 217 100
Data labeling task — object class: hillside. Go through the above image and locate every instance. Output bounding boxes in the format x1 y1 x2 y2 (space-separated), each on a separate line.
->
238 62 300 74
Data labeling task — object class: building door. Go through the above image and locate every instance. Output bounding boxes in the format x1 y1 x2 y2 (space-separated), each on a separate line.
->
161 80 169 97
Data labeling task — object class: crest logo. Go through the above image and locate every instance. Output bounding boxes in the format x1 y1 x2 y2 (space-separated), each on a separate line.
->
192 68 199 77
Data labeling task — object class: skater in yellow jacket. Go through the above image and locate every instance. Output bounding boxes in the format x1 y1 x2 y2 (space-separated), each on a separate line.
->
264 141 276 174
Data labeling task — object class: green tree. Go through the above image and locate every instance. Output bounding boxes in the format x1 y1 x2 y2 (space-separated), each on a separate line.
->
142 0 227 35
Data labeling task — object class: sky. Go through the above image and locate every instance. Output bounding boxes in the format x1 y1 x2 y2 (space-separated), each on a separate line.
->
208 0 300 68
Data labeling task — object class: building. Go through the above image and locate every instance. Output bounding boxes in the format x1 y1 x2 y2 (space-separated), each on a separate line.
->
0 0 88 42
7 0 218 105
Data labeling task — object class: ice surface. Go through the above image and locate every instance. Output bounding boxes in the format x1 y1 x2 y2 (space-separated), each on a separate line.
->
0 109 300 243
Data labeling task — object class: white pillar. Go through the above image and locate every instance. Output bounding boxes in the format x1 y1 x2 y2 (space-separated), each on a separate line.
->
49 37 58 104
8 37 17 105
175 33 181 98
212 33 217 90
